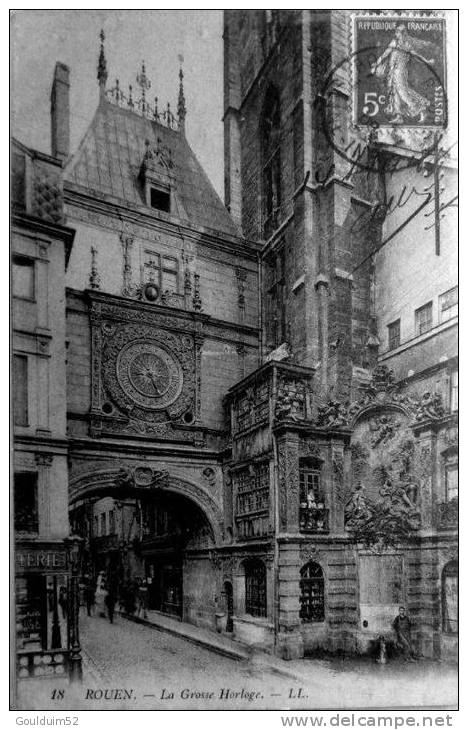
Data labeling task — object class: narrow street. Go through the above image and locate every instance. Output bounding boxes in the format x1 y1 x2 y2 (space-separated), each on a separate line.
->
17 609 458 711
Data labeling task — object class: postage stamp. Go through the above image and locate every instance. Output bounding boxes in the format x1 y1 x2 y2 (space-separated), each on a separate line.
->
353 15 447 128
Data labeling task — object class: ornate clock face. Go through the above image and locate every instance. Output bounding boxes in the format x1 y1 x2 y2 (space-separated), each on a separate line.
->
116 340 183 410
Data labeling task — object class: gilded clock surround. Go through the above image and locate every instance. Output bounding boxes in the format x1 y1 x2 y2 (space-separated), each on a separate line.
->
89 296 202 440
116 339 183 409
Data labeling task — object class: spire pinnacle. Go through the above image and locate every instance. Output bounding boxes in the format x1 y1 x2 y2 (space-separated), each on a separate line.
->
97 29 108 99
136 61 151 115
177 55 186 134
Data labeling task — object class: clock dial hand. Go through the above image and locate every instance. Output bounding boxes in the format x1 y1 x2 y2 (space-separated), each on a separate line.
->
145 368 161 396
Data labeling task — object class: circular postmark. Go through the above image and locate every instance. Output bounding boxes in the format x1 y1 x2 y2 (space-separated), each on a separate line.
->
316 15 448 173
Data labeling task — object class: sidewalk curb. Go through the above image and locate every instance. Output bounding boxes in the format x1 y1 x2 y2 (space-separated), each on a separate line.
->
120 612 304 681
121 612 249 662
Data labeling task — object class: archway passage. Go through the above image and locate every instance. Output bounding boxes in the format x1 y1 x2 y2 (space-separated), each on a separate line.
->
71 488 215 622
141 491 214 618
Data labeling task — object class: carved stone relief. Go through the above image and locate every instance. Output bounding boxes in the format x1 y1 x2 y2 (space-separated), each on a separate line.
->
277 438 299 531
317 366 447 431
345 409 422 548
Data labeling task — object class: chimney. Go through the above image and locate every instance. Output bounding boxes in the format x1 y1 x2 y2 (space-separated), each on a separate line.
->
50 62 70 162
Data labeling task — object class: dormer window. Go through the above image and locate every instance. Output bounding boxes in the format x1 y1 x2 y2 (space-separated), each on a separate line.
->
141 138 174 214
150 185 171 213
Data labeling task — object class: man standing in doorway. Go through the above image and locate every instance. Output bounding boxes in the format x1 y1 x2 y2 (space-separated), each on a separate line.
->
392 605 417 661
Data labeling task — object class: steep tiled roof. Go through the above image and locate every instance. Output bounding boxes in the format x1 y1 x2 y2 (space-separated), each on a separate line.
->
64 100 239 238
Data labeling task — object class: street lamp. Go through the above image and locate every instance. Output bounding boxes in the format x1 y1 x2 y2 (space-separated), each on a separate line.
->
65 534 84 683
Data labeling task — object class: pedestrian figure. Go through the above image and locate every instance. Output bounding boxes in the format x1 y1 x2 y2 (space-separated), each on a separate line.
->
392 606 417 661
58 585 67 619
84 580 95 616
137 577 148 619
95 571 107 617
105 584 117 624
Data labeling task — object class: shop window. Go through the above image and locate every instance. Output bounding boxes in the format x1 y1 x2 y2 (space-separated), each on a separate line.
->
16 575 46 651
244 558 267 617
445 463 458 502
264 246 285 350
300 561 325 623
450 370 458 412
387 319 400 350
442 561 458 634
13 256 35 300
439 286 458 323
415 301 433 336
14 472 38 533
13 354 28 426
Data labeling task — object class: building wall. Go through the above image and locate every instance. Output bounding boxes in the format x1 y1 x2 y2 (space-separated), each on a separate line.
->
12 139 75 677
375 164 458 367
13 231 68 440
221 9 457 663
12 145 73 541
65 216 259 329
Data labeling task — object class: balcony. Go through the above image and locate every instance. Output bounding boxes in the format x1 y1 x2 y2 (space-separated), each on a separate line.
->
299 506 329 533
435 498 458 530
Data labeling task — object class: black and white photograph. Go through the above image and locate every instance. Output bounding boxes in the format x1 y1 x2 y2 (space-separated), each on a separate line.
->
10 7 458 716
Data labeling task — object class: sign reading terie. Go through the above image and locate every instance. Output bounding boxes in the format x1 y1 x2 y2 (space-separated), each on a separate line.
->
16 550 67 572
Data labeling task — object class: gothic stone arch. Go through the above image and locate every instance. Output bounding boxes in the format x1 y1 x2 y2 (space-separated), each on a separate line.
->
69 465 224 544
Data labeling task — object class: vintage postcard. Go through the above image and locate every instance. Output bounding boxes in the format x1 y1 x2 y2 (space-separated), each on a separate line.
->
10 8 458 715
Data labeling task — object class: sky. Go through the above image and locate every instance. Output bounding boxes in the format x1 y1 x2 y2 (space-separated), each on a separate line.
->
10 9 225 198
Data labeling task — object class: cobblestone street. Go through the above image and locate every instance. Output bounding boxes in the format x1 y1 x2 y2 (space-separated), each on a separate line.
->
16 610 458 711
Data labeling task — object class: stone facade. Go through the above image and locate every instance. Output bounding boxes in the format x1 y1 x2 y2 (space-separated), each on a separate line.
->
62 41 262 636
13 13 457 670
12 116 76 679
222 10 457 661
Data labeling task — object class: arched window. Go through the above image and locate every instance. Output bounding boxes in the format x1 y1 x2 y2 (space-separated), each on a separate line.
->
300 562 325 623
261 87 281 237
442 561 458 634
244 558 267 617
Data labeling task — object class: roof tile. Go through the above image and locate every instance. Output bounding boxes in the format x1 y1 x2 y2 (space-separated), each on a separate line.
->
65 100 239 238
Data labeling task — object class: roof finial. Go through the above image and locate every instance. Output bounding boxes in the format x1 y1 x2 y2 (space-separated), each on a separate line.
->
136 60 151 116
97 29 108 100
177 54 186 134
